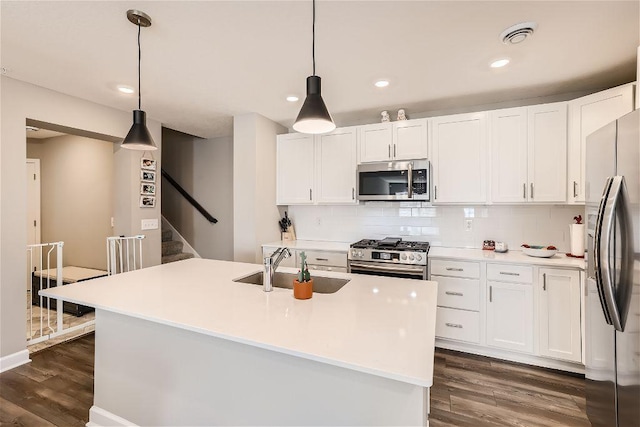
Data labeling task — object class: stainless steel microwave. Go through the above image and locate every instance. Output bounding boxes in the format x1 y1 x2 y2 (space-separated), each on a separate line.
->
357 159 430 201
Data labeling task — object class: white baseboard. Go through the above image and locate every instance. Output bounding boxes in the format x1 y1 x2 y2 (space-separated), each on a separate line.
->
436 339 585 374
0 349 30 373
87 406 138 427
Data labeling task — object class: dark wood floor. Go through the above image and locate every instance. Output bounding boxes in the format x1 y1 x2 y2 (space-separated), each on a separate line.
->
0 334 589 426
431 349 591 427
0 334 94 426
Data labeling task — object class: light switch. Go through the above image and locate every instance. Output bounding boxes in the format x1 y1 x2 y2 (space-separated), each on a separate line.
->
141 218 159 230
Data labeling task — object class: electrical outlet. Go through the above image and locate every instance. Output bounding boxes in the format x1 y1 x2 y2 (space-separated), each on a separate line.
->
141 218 159 230
464 219 473 232
316 217 322 226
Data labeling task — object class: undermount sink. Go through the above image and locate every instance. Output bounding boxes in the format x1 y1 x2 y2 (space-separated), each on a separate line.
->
233 271 350 294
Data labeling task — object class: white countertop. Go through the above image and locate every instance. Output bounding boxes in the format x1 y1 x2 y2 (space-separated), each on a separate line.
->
263 240 350 253
40 258 438 387
429 247 586 270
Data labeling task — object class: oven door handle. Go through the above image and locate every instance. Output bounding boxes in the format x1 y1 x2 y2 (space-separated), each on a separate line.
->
349 262 425 274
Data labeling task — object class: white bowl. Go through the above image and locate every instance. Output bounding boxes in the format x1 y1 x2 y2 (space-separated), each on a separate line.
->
522 246 558 258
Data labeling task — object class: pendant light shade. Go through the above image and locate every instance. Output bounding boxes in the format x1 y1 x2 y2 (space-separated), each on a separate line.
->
122 10 157 151
293 0 335 135
293 76 335 134
122 110 156 150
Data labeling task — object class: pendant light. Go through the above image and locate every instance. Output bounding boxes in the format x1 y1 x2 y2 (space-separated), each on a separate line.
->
121 9 157 151
292 0 335 134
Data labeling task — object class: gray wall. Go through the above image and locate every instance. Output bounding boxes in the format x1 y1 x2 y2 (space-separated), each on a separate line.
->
27 135 114 270
233 113 286 263
1 76 162 361
162 128 234 261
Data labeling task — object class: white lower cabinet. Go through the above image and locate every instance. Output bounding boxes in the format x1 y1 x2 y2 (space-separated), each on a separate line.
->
433 258 585 371
486 280 534 353
431 259 481 345
538 268 582 362
436 307 480 344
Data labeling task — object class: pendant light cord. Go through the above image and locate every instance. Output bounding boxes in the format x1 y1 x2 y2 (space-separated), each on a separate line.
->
312 0 315 76
137 23 142 110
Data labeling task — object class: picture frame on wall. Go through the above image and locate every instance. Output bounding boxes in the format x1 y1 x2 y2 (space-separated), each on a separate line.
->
141 183 156 196
139 195 156 208
141 170 156 182
141 157 156 171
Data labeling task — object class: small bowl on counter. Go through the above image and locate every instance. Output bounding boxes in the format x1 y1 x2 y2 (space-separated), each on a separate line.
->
521 245 558 258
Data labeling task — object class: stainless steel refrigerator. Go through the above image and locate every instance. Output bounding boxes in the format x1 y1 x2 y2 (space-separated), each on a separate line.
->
585 108 640 427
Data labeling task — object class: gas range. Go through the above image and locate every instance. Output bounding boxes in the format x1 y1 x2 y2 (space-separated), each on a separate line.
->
348 237 430 266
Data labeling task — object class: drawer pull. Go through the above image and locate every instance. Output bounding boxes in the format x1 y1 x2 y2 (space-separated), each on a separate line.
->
315 258 329 262
446 268 464 272
445 323 463 329
499 272 520 276
445 291 464 296
489 285 493 302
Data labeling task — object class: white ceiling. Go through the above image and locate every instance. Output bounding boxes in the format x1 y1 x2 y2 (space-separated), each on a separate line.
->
2 1 638 139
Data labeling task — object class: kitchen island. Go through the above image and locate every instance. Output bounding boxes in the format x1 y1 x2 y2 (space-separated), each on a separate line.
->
40 258 438 426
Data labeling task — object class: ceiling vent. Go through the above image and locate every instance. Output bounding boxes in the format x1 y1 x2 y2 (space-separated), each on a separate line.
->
500 22 537 44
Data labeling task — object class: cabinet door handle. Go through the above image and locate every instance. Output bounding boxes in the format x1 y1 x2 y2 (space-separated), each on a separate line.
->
309 189 312 201
573 181 578 198
315 258 329 262
489 285 493 302
388 144 391 159
352 188 355 200
393 144 397 158
530 183 534 199
500 272 520 276
445 267 463 272
523 183 527 199
543 273 547 291
445 323 463 329
434 186 438 200
445 291 463 296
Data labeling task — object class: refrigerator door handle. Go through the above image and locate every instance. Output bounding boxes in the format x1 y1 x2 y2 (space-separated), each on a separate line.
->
594 177 614 325
598 176 631 332
613 176 634 332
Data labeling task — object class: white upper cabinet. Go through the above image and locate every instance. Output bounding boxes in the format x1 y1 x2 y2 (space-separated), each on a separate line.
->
277 128 357 206
490 108 528 203
567 83 635 204
527 102 568 203
431 112 487 204
359 123 393 163
315 128 358 204
489 103 567 203
393 119 429 160
277 133 315 205
358 119 428 163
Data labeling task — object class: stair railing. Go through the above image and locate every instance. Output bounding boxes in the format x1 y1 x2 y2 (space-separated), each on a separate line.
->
161 169 218 224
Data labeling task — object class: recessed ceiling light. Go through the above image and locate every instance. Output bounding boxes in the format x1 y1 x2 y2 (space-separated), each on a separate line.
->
286 95 299 102
490 58 510 68
117 85 135 94
374 80 390 88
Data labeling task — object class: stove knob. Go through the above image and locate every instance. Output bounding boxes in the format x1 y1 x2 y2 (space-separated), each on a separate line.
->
401 254 407 260
416 254 422 261
357 251 363 258
409 254 415 261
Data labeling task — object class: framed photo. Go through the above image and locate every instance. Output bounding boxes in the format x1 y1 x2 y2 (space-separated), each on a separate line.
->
141 170 156 182
139 195 156 208
141 157 156 171
140 183 156 196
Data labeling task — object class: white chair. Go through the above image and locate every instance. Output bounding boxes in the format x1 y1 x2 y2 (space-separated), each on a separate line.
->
106 235 145 275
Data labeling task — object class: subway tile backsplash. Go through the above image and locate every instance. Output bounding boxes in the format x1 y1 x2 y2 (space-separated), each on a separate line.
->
288 203 584 252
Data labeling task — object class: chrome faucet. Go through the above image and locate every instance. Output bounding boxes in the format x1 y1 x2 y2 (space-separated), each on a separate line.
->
263 247 291 292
